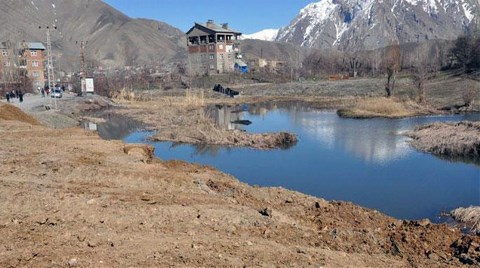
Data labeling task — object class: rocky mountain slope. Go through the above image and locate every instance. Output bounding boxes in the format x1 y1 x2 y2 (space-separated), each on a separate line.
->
277 0 479 51
0 0 186 70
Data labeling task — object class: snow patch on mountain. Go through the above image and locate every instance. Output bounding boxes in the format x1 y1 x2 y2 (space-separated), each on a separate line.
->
404 0 439 14
276 0 478 50
243 29 279 41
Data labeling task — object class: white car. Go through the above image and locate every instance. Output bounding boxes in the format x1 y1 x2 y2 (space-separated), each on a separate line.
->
51 88 62 98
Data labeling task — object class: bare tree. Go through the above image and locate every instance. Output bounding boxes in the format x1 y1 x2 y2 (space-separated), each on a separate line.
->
346 54 362 77
410 44 438 104
381 43 401 97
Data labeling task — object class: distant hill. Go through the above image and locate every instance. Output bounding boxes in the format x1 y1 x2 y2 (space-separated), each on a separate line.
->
0 0 187 71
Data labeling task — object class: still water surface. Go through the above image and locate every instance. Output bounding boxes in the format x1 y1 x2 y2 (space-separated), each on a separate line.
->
122 103 480 221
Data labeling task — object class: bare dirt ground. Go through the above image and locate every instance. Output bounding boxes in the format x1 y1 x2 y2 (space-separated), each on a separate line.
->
1 104 480 267
406 121 480 164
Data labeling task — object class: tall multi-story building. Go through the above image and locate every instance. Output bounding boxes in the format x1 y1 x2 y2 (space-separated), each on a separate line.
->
0 41 45 92
186 20 244 75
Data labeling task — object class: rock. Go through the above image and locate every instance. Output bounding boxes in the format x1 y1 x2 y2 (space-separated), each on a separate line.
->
418 218 431 227
86 198 97 205
315 202 321 209
259 208 272 217
246 241 253 246
68 258 78 267
296 247 307 254
459 253 475 265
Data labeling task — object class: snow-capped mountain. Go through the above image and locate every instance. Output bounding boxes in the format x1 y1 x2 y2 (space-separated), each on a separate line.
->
276 0 479 50
243 29 279 41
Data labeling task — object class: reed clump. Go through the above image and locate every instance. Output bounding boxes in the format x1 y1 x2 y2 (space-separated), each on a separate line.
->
337 97 427 118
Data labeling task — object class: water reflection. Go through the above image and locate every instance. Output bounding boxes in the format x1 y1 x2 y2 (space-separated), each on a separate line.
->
214 104 245 130
296 112 411 164
97 113 144 140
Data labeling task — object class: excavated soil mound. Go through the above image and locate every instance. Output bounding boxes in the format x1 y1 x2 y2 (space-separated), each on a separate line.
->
0 104 40 125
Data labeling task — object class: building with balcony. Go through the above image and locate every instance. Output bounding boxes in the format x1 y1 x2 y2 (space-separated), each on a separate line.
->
186 20 243 75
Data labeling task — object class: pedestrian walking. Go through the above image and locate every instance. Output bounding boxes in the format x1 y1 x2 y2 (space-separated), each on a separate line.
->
6 93 10 103
18 91 23 103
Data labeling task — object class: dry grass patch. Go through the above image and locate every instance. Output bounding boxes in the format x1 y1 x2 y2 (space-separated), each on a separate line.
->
337 97 429 118
451 206 480 234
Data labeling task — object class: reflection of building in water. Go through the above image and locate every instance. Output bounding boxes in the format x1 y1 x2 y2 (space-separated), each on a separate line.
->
214 105 242 130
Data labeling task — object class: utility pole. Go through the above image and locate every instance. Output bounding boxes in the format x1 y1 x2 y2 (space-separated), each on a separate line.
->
76 41 87 95
39 25 57 109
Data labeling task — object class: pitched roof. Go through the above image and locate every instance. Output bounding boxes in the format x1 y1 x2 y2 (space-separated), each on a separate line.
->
26 42 46 50
186 21 242 35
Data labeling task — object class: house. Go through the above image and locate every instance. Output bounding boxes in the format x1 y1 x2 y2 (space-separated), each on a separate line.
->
0 41 46 91
186 20 245 75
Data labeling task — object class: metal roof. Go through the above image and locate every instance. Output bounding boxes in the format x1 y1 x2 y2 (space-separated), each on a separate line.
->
187 21 242 35
26 42 46 50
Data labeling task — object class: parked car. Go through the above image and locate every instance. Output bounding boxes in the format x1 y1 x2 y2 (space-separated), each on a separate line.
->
51 88 62 98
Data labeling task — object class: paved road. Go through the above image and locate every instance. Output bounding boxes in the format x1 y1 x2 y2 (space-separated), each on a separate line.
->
1 92 75 112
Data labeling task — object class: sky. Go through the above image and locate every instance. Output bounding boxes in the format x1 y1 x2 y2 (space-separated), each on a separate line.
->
102 0 315 34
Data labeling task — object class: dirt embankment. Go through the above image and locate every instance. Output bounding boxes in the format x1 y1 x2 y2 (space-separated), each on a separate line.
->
406 121 480 163
1 109 480 267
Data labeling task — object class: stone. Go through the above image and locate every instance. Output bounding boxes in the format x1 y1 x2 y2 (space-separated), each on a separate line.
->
68 258 78 267
259 208 272 217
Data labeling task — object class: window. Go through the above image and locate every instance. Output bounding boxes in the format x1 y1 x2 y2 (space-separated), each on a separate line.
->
210 64 215 70
220 54 224 59
2 50 7 56
209 54 214 60
209 44 214 50
33 71 39 77
219 44 224 50
4 61 10 67
32 61 39 67
30 50 38 57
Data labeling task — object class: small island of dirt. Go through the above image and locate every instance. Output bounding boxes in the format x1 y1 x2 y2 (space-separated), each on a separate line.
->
406 121 480 164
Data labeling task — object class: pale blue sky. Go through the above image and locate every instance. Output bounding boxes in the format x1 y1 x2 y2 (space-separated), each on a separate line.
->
102 0 314 34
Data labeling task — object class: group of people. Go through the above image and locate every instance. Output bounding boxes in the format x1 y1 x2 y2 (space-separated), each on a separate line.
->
5 89 24 103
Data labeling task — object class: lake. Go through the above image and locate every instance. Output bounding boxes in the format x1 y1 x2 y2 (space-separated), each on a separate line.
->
117 102 479 222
